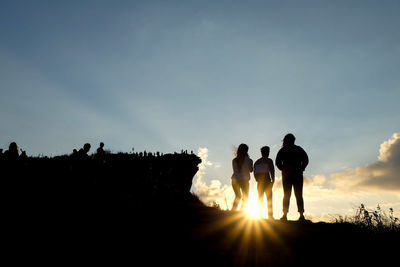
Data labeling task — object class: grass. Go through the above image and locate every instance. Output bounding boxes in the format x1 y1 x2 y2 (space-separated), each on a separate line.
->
334 204 400 232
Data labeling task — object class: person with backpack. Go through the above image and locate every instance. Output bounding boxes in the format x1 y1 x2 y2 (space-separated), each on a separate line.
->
254 146 275 219
275 134 309 221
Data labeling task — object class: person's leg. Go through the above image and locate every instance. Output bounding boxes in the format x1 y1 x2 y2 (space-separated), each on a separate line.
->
293 174 305 219
282 176 292 220
257 180 267 217
231 179 242 211
240 180 250 211
257 180 265 208
266 181 273 219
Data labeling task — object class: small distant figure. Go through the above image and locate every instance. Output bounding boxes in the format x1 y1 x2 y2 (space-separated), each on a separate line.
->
78 143 91 159
19 149 27 160
4 142 20 161
275 134 309 221
231 144 253 211
254 146 275 219
96 142 105 155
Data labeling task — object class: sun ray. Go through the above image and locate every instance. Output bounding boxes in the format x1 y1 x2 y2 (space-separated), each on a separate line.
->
245 188 261 218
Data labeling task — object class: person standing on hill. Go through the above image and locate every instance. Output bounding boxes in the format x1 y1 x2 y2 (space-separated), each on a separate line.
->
275 134 309 221
4 142 20 161
254 146 275 219
96 142 105 155
231 144 253 211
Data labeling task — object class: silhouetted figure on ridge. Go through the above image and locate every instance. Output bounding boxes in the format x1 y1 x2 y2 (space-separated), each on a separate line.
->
96 142 105 155
78 143 91 159
19 149 27 160
4 142 20 161
275 134 309 221
71 149 78 159
231 143 253 211
254 146 275 219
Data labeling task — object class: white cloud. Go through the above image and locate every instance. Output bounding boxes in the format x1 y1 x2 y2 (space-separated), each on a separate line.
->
197 147 213 176
297 133 400 220
192 147 233 209
331 133 400 191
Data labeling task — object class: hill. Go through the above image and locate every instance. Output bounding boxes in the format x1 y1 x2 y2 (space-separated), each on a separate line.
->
2 151 399 266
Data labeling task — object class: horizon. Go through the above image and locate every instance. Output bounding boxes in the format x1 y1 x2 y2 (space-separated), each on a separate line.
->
1 1 399 221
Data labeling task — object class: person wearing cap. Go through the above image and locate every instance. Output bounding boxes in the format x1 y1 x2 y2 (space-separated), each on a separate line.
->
275 134 309 221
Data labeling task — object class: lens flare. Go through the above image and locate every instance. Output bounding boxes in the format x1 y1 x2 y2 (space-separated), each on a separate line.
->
245 189 261 218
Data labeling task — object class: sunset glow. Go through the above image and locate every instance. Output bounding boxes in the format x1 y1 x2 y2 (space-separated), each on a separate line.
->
245 189 261 218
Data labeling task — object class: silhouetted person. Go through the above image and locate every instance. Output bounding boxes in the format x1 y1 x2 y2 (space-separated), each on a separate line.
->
231 144 253 211
19 149 27 160
96 142 105 155
4 142 20 161
254 146 275 219
78 143 91 159
275 134 309 221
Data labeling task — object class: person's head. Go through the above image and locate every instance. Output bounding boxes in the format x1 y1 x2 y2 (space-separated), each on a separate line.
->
283 133 296 147
83 143 91 153
236 143 249 158
9 142 18 152
100 142 104 148
261 146 270 157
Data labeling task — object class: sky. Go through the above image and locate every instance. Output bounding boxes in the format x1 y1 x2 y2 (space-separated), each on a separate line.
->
1 1 400 221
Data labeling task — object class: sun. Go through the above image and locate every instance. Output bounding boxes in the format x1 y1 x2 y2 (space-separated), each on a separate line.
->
245 189 261 218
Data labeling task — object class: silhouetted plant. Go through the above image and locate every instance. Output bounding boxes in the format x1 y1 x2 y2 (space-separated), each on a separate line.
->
336 204 400 232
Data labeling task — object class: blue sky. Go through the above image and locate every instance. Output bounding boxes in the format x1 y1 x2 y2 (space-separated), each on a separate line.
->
1 1 400 219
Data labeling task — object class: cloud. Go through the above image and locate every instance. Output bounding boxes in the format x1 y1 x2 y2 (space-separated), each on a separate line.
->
331 133 400 191
192 147 233 209
196 147 213 178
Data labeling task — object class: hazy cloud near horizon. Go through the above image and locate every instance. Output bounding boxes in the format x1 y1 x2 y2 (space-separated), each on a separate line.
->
331 133 400 192
193 147 233 208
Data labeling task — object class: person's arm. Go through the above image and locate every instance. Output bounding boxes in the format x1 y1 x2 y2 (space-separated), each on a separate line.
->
249 158 254 173
301 148 309 171
269 158 275 183
275 150 283 171
232 159 238 174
